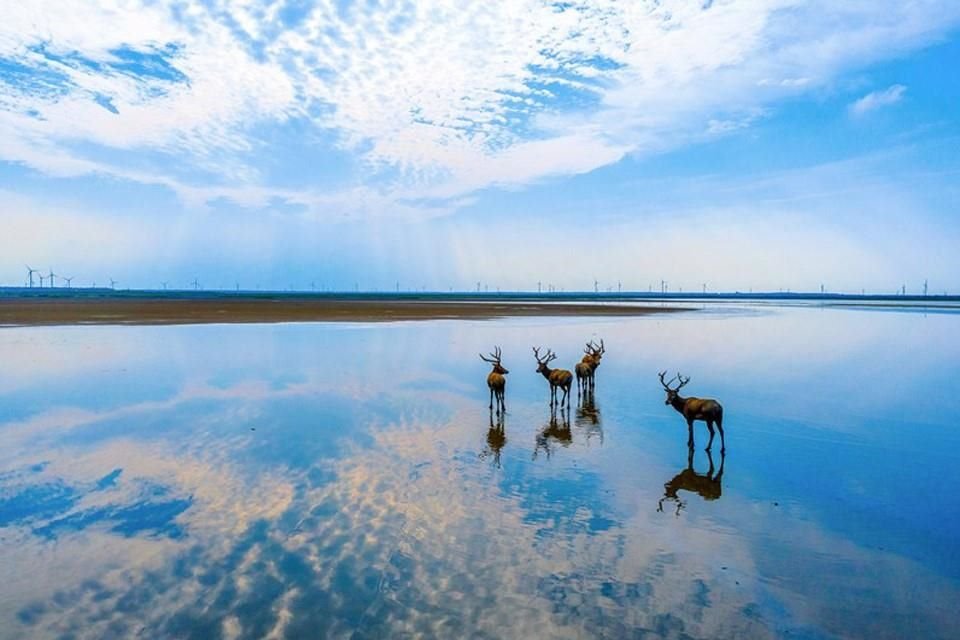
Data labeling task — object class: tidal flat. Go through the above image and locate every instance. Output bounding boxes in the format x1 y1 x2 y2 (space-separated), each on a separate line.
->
1 303 958 639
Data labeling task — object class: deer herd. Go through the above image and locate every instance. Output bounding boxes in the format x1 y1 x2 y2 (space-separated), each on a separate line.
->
480 340 727 514
479 340 726 454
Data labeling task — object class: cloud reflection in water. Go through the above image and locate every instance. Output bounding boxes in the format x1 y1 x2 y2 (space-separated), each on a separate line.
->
1 309 959 638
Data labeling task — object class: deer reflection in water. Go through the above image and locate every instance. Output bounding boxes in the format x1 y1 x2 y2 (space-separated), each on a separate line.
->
480 410 507 468
575 392 604 446
657 446 725 516
533 404 572 460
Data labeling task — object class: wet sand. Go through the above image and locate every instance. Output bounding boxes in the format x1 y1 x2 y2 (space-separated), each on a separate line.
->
0 296 686 326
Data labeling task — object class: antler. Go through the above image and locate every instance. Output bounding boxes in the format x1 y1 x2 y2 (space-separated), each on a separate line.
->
585 339 605 357
675 372 691 390
479 346 503 364
658 370 678 390
533 346 557 364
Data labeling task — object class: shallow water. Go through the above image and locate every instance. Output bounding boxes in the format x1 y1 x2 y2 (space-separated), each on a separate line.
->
1 305 959 639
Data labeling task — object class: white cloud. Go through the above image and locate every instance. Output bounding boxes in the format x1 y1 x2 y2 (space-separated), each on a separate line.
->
0 1 957 217
848 84 908 116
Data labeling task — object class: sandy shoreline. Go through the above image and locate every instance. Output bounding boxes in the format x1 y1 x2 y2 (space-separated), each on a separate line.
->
0 297 686 326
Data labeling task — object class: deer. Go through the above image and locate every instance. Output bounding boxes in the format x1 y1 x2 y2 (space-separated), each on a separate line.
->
480 346 509 414
659 371 725 453
575 339 605 399
658 446 725 516
533 347 573 408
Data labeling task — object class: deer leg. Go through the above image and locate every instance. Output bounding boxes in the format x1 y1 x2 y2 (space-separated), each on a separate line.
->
686 420 694 448
489 388 494 410
717 418 725 454
706 421 715 452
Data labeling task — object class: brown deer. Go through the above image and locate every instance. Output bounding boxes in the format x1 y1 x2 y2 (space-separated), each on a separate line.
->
480 346 509 414
533 347 573 407
658 447 725 516
659 371 725 452
575 339 605 399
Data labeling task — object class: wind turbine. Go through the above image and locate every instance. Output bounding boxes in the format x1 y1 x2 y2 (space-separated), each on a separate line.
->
38 273 46 287
63 276 74 288
161 281 168 290
109 278 118 290
48 269 56 288
25 265 39 288
192 278 200 290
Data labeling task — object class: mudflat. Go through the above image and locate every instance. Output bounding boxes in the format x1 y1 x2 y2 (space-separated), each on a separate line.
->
0 296 686 326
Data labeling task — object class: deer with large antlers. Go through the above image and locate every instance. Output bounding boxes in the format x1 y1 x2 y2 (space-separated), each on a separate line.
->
480 347 509 414
659 371 725 452
533 347 573 408
575 339 605 399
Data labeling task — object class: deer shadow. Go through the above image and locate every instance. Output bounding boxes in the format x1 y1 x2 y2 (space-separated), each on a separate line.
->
533 404 572 460
479 409 507 468
657 446 725 517
575 393 604 447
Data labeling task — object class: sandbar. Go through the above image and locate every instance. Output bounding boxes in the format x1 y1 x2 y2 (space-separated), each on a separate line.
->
0 296 687 326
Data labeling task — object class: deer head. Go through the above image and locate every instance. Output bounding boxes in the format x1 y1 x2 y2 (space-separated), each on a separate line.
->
532 346 557 374
658 370 690 405
585 339 605 361
479 346 508 374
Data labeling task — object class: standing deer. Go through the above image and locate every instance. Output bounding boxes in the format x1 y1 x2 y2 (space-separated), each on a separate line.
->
533 347 573 408
480 347 509 414
575 339 605 399
659 371 725 452
658 446 725 516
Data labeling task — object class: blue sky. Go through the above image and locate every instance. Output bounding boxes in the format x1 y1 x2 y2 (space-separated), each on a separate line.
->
1 0 958 293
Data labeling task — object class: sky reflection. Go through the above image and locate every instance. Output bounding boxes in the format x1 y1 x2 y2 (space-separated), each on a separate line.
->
1 307 959 638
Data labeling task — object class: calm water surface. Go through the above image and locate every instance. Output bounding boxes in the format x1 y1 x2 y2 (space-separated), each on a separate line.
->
1 305 959 639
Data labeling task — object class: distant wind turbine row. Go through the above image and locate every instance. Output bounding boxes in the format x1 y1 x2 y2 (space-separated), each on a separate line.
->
23 265 110 289
7 268 951 297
